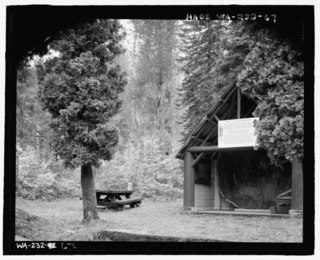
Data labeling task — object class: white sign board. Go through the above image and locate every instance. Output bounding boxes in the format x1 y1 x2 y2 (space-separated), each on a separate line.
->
218 117 259 148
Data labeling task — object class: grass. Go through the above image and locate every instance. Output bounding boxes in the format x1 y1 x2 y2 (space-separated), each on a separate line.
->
15 197 303 242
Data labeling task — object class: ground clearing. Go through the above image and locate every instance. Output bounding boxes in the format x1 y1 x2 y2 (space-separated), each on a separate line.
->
16 197 302 242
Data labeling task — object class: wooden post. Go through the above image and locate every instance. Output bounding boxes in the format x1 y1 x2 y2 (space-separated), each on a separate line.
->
237 87 241 119
212 160 221 210
291 158 303 210
184 152 195 209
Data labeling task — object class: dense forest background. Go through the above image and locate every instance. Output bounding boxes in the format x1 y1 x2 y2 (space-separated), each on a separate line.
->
16 19 304 206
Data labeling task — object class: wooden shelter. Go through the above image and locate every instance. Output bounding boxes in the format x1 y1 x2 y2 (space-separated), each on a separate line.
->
176 82 303 215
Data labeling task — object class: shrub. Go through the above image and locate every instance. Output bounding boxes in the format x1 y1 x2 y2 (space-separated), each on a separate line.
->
17 148 81 200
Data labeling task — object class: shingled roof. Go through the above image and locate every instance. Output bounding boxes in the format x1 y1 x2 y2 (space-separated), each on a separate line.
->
176 82 257 160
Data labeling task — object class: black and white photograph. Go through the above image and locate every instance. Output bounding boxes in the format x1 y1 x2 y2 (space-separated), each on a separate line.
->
2 1 315 255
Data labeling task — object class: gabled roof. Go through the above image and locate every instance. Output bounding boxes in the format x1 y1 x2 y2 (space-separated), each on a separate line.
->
176 82 257 160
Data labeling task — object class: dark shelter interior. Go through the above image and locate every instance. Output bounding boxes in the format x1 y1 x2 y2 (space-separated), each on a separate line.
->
217 150 291 209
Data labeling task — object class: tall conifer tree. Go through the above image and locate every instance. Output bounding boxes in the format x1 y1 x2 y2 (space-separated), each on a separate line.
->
177 21 250 140
131 20 177 152
37 19 127 223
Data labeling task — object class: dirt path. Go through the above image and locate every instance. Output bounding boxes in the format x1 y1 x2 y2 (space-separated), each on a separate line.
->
16 197 303 242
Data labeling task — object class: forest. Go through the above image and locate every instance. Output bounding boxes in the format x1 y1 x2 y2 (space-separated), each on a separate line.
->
15 19 304 222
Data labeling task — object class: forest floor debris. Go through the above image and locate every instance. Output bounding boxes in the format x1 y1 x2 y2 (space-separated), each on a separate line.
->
16 197 302 242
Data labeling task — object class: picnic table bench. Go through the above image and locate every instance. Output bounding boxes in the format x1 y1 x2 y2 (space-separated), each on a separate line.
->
113 198 142 209
95 189 142 210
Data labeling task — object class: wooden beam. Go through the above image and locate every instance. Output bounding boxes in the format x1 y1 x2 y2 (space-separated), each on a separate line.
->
220 83 238 103
193 93 251 163
194 137 219 165
183 85 240 160
206 85 237 122
227 91 237 119
210 151 218 159
189 86 238 146
188 145 254 153
192 103 239 166
227 103 234 119
178 86 240 159
198 124 217 144
237 87 241 119
191 131 217 166
200 155 211 161
191 125 218 166
187 101 226 147
220 98 227 104
191 136 207 143
190 89 256 162
192 152 204 167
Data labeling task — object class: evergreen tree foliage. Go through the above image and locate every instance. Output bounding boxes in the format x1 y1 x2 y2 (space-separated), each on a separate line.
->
177 21 251 140
16 63 52 153
17 65 40 145
37 20 127 169
237 29 304 166
36 19 127 222
130 20 179 153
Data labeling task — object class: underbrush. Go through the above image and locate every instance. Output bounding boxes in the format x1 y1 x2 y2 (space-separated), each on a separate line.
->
17 149 81 200
95 139 184 200
17 142 184 201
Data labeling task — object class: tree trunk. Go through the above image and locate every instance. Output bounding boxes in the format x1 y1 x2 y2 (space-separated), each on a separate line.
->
81 164 99 224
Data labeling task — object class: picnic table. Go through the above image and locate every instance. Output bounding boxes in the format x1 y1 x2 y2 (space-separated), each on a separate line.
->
95 189 142 210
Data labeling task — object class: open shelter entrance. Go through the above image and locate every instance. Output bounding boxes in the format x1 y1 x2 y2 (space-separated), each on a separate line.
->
176 82 303 216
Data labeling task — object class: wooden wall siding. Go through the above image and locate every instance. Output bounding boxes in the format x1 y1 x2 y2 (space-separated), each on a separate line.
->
194 184 215 208
194 160 213 209
192 160 236 211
